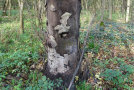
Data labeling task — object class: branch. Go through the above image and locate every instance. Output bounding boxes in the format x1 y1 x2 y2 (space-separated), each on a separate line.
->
68 13 96 90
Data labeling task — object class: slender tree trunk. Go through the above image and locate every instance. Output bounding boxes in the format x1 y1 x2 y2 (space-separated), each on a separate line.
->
122 0 126 18
131 0 134 22
2 0 9 16
8 0 11 16
109 0 112 19
45 0 81 87
81 0 84 10
85 0 88 10
37 0 43 30
126 0 130 22
18 0 24 33
101 0 105 21
121 0 124 18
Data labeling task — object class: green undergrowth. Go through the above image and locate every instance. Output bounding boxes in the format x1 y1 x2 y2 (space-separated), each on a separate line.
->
79 21 134 89
0 9 63 89
0 10 134 89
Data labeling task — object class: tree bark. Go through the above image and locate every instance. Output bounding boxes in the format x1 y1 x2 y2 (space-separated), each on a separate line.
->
45 0 81 87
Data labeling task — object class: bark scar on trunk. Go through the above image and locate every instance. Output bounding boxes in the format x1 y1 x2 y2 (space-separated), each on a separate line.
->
50 4 56 11
54 12 72 38
47 35 57 48
48 48 76 75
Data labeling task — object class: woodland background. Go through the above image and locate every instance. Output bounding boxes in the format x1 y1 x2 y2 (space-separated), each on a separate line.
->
0 0 134 89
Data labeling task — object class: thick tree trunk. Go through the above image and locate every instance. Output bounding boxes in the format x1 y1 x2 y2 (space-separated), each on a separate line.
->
126 0 130 22
45 0 81 87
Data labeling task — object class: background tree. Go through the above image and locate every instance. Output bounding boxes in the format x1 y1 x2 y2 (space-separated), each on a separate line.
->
0 0 134 89
109 0 112 19
18 0 24 33
130 0 134 23
2 0 9 16
8 0 11 16
126 0 131 22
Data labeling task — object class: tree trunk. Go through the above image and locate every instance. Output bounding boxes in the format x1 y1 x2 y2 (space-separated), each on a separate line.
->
131 0 134 23
18 0 24 33
101 0 105 21
2 0 9 16
126 0 130 22
37 0 43 30
45 0 81 87
109 0 112 19
8 0 11 16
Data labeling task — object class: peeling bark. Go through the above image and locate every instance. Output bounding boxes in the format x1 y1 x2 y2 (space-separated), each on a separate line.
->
45 0 81 86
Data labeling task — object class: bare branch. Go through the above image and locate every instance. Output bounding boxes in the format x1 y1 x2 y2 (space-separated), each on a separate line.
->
68 13 96 90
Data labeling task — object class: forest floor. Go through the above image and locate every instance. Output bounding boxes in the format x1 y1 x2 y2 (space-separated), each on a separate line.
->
79 20 134 89
0 10 134 89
